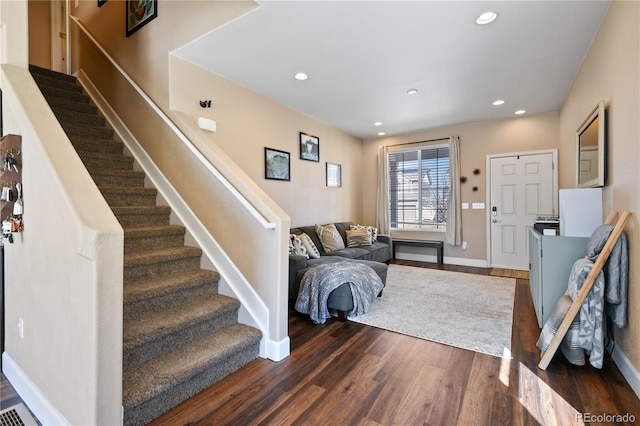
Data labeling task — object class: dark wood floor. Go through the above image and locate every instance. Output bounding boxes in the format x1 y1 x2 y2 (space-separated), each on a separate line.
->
3 261 639 425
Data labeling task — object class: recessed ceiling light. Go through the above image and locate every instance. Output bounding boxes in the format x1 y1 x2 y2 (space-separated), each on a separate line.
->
515 109 526 115
492 99 505 106
374 121 383 126
407 89 418 95
476 11 497 25
294 72 308 81
378 132 386 136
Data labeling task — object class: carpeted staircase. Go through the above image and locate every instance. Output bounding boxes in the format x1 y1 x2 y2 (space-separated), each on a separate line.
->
29 65 262 425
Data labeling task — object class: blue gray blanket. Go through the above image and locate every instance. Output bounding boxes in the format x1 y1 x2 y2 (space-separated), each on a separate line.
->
295 262 384 324
567 258 606 368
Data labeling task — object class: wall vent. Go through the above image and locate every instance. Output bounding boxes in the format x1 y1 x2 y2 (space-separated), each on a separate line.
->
0 403 38 426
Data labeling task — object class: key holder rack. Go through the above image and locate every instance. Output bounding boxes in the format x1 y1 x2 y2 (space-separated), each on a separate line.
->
0 135 23 244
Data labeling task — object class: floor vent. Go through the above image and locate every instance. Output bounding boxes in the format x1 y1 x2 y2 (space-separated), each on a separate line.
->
0 404 38 426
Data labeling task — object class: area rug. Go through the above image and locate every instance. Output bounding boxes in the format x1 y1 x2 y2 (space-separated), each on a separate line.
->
490 267 529 279
348 265 515 357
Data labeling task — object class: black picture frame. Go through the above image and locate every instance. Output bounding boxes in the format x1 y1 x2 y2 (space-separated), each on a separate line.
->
265 148 291 181
126 0 158 37
299 132 319 162
326 162 342 187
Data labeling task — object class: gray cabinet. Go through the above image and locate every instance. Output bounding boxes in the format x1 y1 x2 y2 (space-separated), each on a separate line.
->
528 228 588 328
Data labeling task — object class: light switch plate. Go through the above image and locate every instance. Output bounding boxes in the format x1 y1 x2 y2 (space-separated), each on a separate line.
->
462 203 469 209
472 203 485 209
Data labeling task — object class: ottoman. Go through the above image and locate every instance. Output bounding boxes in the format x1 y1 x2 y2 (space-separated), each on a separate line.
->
293 257 388 321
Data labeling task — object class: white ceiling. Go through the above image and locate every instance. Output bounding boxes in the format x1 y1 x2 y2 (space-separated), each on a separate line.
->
173 1 610 140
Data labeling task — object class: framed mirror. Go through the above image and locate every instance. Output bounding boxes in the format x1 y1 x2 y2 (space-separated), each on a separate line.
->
576 101 606 188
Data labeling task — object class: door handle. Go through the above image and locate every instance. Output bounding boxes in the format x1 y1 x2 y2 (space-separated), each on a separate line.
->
492 219 498 223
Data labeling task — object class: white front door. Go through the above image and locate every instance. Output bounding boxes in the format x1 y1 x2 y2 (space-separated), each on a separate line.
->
489 152 556 270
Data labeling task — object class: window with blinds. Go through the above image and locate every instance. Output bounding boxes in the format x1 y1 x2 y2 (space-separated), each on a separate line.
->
387 145 450 230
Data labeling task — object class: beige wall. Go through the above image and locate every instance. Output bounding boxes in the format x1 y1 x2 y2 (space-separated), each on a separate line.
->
70 0 257 112
169 56 364 227
559 1 640 374
362 112 560 263
70 0 363 227
27 0 51 68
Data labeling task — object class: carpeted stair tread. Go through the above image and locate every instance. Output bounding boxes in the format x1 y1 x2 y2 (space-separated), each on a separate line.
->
87 168 145 179
99 186 158 206
124 224 185 238
124 246 203 268
124 269 219 305
66 134 125 154
88 168 146 187
52 107 106 127
44 95 99 115
29 64 78 83
31 72 83 94
36 84 91 104
123 295 240 349
112 205 172 227
123 224 186 253
123 269 219 321
77 150 135 170
62 121 115 140
123 323 262 408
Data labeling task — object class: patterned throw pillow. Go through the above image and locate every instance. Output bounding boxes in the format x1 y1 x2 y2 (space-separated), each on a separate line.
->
299 233 321 258
289 234 309 258
346 229 372 247
315 223 345 252
350 224 378 242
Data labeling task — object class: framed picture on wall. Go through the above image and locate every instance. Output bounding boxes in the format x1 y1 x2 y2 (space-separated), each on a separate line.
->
265 148 291 181
126 0 158 37
299 132 319 162
326 162 342 187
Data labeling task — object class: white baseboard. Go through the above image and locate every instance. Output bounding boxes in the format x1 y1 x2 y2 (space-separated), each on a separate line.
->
2 353 69 426
266 337 291 362
395 252 489 268
612 345 640 400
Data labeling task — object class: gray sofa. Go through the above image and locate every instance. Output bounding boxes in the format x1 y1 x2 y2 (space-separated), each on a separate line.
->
289 222 392 320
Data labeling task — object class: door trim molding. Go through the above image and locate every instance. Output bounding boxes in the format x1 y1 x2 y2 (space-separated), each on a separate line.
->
485 149 558 268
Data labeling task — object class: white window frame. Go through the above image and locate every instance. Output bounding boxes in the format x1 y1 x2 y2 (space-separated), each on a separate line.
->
387 142 450 232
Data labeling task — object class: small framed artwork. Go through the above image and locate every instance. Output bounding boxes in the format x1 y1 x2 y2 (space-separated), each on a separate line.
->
265 148 291 181
299 132 319 162
326 162 342 187
126 0 158 37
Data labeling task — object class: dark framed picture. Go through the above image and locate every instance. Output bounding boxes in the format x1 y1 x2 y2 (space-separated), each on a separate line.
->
126 0 158 37
326 162 342 187
299 132 319 162
265 148 291 181
98 0 107 7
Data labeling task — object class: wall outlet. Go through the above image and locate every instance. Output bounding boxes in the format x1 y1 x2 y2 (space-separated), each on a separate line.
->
462 203 469 209
18 318 24 339
462 241 467 250
472 202 485 209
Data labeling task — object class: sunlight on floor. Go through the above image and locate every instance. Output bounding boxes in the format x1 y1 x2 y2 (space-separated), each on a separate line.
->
499 347 512 387
518 363 584 425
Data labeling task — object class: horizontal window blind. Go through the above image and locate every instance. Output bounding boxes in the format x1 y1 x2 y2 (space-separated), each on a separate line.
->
388 146 450 230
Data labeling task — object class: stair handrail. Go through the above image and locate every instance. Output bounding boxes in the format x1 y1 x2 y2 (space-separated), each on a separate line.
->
70 16 276 231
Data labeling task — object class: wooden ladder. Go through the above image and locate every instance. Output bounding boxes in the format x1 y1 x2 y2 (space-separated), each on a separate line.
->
538 210 631 370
